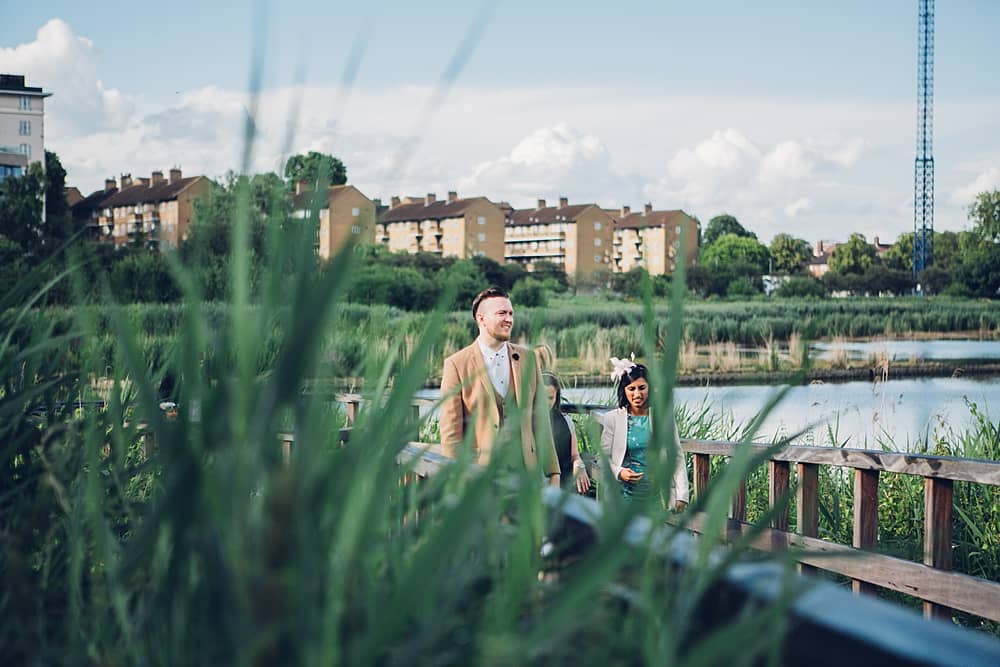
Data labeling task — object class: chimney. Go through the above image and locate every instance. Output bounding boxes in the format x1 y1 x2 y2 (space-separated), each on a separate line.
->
391 195 401 208
447 190 458 202
296 179 311 195
169 168 182 184
105 178 116 191
151 170 165 186
138 177 151 187
121 173 132 188
873 236 880 246
620 205 630 217
425 193 436 206
558 196 568 209
536 198 546 209
644 202 652 215
372 198 382 208
815 241 824 256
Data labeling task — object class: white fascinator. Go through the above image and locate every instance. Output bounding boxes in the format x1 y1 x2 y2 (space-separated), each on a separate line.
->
609 353 636 383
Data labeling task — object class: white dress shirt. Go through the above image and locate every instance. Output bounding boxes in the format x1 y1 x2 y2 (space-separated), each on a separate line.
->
478 339 510 398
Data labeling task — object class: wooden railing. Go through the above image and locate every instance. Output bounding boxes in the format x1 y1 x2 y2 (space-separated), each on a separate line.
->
387 439 1000 666
327 393 1000 625
682 439 1000 624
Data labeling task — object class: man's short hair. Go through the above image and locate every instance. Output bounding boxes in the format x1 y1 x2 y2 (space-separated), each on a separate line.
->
472 286 509 319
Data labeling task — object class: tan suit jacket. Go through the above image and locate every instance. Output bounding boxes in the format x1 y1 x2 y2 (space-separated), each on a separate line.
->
439 340 559 476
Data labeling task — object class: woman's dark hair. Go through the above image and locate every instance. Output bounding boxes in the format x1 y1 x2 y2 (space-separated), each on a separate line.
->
542 372 563 413
616 363 650 409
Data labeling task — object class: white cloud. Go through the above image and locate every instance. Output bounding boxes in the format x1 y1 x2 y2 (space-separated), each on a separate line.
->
784 197 814 218
458 123 642 207
0 19 134 135
950 166 1000 206
6 19 999 244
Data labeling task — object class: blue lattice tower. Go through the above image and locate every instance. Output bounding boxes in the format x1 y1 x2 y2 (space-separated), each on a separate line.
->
914 0 935 278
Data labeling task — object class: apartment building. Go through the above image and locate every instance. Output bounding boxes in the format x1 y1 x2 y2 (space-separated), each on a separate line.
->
78 169 211 250
609 204 700 275
292 183 376 259
505 197 614 280
0 74 50 184
376 192 505 262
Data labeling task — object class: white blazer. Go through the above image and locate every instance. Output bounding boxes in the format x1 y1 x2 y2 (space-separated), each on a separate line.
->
599 407 690 505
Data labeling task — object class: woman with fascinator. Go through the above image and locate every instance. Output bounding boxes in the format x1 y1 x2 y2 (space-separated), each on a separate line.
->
600 356 689 510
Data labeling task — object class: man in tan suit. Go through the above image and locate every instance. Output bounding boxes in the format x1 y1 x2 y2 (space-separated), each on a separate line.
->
439 287 561 486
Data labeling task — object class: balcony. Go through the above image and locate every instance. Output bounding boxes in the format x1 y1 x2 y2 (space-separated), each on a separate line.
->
505 234 565 244
504 249 566 260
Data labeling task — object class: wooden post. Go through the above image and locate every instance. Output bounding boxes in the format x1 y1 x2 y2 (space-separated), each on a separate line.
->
852 468 880 595
693 453 711 500
345 398 359 426
731 479 747 522
769 460 790 531
796 463 819 574
924 477 954 621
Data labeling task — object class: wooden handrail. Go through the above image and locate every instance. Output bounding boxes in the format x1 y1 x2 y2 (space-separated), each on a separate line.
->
320 395 1000 624
389 441 1000 665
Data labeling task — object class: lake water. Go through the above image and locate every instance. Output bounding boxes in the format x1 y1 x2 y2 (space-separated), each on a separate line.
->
811 339 1000 362
416 340 999 449
559 376 999 449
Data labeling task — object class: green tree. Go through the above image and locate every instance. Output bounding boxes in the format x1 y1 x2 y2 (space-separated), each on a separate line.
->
931 230 963 272
703 214 756 246
969 189 1000 243
775 276 826 298
284 151 347 189
768 233 812 274
881 233 913 273
828 233 878 275
700 233 770 274
510 277 548 308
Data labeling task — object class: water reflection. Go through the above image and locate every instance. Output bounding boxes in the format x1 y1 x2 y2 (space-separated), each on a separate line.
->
811 339 1000 362
560 376 999 450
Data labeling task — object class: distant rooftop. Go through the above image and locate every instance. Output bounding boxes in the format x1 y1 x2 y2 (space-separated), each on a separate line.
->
0 74 50 96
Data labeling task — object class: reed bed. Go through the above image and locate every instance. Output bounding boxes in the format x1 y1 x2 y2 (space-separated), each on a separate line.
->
2 187 810 666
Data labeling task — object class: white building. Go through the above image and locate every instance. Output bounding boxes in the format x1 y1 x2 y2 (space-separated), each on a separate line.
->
0 74 50 184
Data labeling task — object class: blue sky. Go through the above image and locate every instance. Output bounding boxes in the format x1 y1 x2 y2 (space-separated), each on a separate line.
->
2 1 999 243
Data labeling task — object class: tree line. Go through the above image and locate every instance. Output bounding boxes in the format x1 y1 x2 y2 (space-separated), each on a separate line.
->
1 151 997 307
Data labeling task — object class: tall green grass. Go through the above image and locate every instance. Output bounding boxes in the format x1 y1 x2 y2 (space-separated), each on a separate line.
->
9 297 999 384
0 177 814 665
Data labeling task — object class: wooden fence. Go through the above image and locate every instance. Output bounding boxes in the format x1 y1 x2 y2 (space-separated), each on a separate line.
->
329 393 1000 624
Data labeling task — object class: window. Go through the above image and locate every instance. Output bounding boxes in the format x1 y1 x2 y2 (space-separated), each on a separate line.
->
351 207 360 217
19 143 31 158
594 238 602 247
19 120 30 136
19 96 30 110
594 221 601 231
477 216 486 225
351 225 361 234
478 232 486 242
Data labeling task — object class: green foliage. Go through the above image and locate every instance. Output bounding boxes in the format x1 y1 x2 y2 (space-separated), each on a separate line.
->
828 233 878 275
700 233 771 278
775 276 825 299
882 232 913 273
768 233 812 274
283 150 347 188
509 277 548 308
969 189 1000 244
703 213 756 246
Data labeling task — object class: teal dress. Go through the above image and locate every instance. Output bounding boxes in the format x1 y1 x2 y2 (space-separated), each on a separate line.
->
622 414 651 501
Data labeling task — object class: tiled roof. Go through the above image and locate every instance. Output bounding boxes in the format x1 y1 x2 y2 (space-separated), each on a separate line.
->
506 204 594 225
292 184 365 210
99 177 202 208
71 188 119 215
612 209 693 230
380 197 488 223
